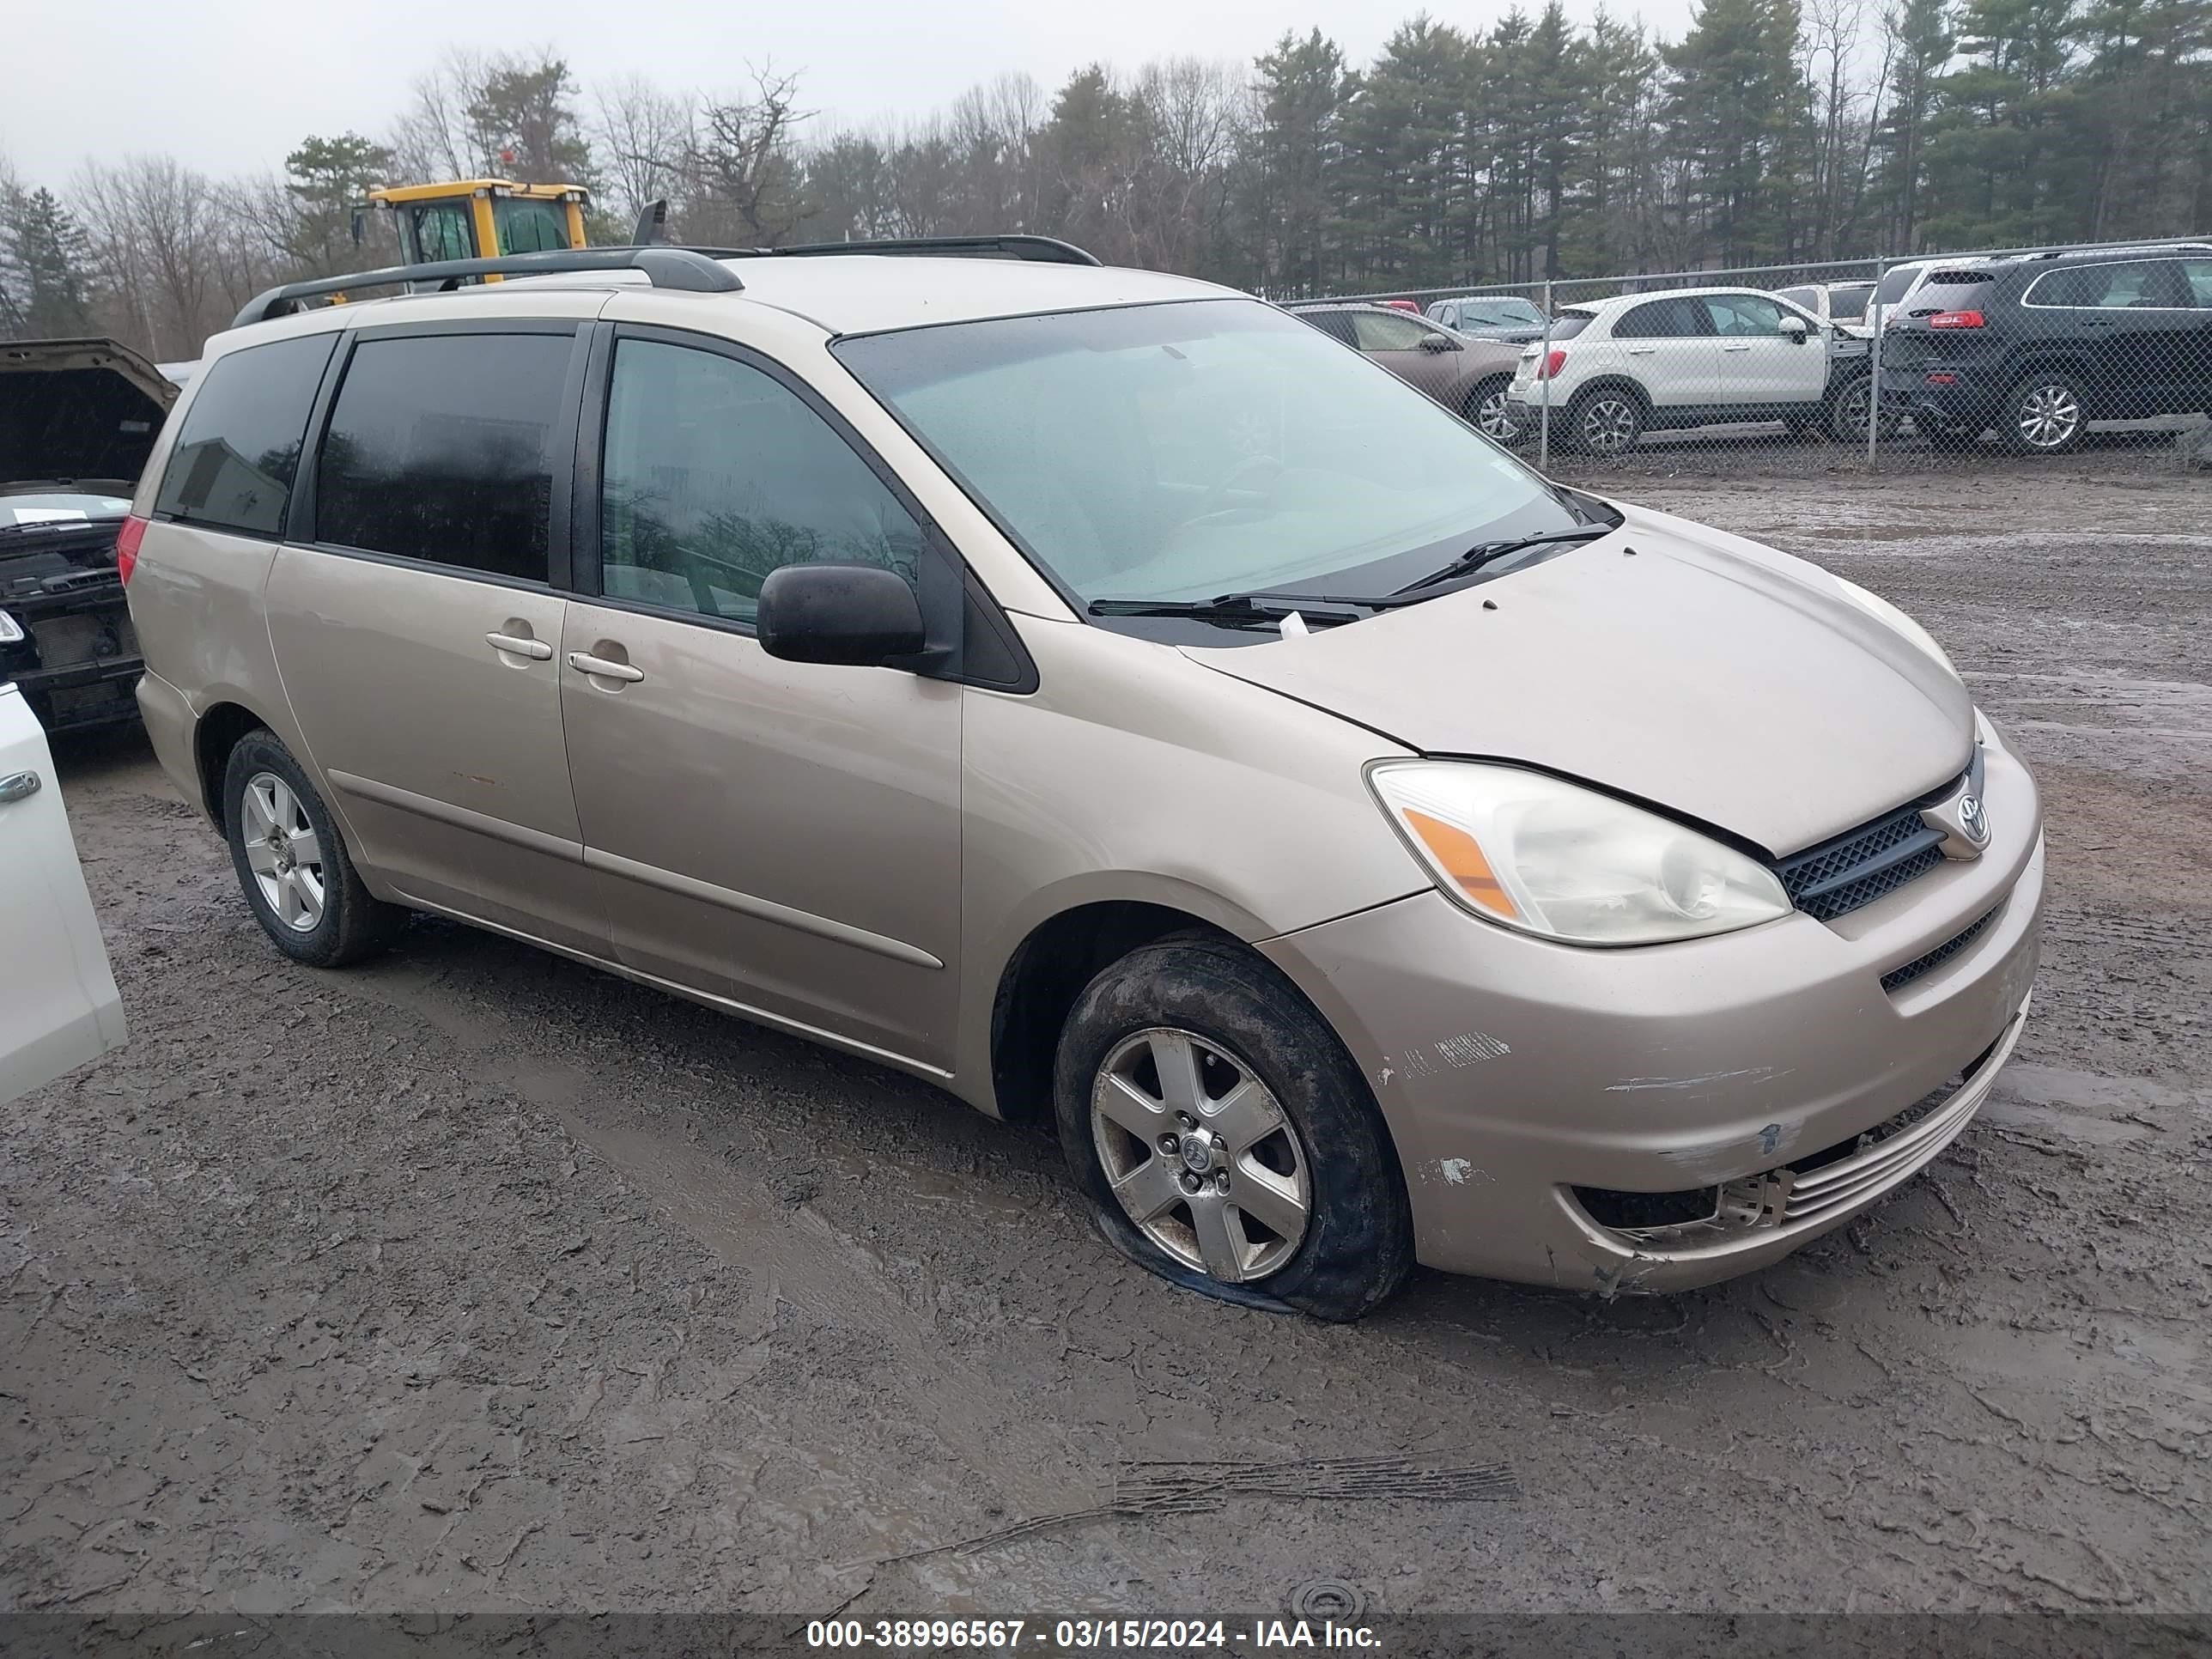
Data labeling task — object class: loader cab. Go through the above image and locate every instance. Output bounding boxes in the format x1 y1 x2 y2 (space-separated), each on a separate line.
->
362 181 591 276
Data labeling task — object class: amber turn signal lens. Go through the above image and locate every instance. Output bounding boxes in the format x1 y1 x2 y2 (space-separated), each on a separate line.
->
1401 808 1519 920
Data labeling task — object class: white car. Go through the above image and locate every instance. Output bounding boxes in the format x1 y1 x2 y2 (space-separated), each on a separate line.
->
1506 286 1876 454
0 681 125 1106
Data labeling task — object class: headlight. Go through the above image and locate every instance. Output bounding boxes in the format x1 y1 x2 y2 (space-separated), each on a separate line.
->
1835 577 1959 681
1369 761 1793 946
0 610 23 645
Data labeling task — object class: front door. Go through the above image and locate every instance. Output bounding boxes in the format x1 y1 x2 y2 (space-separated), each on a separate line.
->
265 323 607 954
0 684 125 1106
1702 293 1828 409
559 325 963 1071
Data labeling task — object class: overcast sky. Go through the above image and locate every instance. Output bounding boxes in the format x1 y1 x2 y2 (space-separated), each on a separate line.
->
5 0 1686 188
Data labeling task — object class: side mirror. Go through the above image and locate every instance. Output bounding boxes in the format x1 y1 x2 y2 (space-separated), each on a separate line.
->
757 563 926 667
349 210 366 246
1419 333 1460 352
1780 316 1810 344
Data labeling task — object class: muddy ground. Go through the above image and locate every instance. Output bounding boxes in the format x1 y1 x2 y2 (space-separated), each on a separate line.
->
4 441 2208 1621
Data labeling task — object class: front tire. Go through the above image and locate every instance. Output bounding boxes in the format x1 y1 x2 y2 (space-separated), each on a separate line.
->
2000 372 2089 455
1053 935 1413 1322
1565 386 1645 457
222 731 404 967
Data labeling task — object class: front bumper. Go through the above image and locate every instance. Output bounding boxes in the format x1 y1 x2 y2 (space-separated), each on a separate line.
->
1261 736 2045 1291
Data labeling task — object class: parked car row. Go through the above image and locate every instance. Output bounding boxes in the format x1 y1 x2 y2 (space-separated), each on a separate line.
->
1298 288 1878 455
1329 240 2212 457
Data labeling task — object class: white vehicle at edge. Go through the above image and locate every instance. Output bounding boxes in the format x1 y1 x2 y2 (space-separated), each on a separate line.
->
0 681 125 1106
1506 285 1877 454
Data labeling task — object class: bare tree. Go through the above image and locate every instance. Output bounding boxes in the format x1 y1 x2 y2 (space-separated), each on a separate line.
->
592 74 694 226
681 65 816 246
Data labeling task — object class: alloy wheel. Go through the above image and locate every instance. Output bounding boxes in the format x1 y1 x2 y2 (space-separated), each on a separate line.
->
1090 1027 1311 1283
240 771 326 932
1579 396 1640 455
2015 382 2082 450
1473 386 1519 443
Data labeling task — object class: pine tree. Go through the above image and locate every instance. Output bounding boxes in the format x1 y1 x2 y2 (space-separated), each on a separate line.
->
0 186 95 337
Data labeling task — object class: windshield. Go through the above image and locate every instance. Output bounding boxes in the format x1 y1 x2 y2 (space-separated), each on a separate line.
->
0 490 133 532
834 299 1577 611
1462 298 1544 327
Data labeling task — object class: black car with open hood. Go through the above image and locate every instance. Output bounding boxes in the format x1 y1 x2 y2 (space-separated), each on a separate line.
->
0 337 179 733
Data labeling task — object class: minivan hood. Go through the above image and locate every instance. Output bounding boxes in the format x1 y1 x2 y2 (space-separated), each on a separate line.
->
1185 502 1972 856
0 337 178 487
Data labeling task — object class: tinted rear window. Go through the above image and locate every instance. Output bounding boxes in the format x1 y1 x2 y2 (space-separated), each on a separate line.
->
1546 311 1595 340
153 333 336 538
1908 273 1997 313
1828 287 1872 319
313 331 574 581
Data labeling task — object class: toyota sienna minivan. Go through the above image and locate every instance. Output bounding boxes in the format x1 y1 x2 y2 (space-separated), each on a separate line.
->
122 240 2043 1319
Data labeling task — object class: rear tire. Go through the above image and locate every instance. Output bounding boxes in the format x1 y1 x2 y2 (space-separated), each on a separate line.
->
1053 934 1413 1322
1564 386 1645 458
222 731 404 968
1999 372 2089 455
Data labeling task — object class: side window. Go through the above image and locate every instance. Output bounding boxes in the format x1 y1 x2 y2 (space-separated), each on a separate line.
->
1705 295 1788 335
2184 258 2212 307
2032 260 2178 308
153 332 336 538
1614 297 1701 339
599 338 925 625
1348 311 1432 351
314 331 575 582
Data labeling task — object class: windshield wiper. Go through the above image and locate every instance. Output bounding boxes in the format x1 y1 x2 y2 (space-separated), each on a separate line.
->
1393 525 1613 595
1087 592 1370 629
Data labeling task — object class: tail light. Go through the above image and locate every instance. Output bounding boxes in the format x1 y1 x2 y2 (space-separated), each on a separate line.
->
115 514 149 586
1538 349 1567 380
1929 310 1985 330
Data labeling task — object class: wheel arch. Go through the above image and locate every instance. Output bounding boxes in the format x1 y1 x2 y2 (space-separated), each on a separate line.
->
191 700 276 823
986 896 1249 1127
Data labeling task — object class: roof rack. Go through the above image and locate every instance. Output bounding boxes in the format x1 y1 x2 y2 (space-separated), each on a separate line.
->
231 247 743 330
708 234 1101 267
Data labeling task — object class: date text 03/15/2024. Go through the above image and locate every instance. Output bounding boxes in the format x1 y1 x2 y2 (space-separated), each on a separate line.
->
805 1618 1382 1650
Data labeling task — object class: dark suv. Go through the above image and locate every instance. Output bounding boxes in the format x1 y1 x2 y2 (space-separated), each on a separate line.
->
1880 245 2212 453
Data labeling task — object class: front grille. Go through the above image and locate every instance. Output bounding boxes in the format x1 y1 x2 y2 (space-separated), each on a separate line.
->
1881 907 1999 994
1777 799 1949 921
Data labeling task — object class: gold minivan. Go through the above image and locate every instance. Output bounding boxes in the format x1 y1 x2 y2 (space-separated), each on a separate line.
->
123 241 2042 1319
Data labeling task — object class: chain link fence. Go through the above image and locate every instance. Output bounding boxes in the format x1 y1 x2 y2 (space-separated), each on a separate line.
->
1302 237 2212 477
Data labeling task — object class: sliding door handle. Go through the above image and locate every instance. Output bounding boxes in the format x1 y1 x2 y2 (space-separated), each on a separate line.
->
486 631 552 659
567 651 645 684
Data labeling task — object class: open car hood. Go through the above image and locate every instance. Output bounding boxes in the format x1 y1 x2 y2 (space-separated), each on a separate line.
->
1182 501 1973 858
0 338 178 488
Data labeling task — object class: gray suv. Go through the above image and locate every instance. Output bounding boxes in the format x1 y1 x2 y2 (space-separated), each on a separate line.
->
121 239 2043 1318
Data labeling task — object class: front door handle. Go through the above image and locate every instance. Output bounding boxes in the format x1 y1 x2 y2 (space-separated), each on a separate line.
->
567 651 645 684
1721 343 1753 352
0 769 40 805
486 631 553 659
